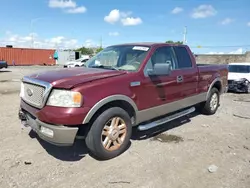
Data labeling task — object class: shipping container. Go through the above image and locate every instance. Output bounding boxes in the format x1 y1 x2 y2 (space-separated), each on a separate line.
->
0 47 56 66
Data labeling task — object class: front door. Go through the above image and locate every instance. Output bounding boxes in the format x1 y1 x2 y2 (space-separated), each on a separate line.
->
135 45 182 122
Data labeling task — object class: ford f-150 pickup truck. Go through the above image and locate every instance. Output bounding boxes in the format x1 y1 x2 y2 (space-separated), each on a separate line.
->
19 43 228 160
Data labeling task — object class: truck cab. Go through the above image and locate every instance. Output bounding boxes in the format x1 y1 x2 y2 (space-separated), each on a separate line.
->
19 42 228 160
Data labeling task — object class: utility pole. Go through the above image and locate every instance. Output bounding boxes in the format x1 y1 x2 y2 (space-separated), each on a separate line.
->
30 19 34 48
183 26 187 44
30 17 44 48
100 36 102 48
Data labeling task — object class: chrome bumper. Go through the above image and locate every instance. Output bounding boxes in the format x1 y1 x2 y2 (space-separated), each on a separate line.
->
19 110 78 146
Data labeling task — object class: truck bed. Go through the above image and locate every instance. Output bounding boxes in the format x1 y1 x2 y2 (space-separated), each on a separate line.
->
197 63 228 92
197 63 228 73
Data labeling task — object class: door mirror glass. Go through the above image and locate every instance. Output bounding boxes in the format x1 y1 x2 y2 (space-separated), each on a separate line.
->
147 63 171 76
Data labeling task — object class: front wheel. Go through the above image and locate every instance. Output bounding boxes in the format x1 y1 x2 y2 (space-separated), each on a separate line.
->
85 107 132 160
199 87 220 115
246 83 250 93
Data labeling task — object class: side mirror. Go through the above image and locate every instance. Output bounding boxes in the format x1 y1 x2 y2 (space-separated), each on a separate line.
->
147 63 171 76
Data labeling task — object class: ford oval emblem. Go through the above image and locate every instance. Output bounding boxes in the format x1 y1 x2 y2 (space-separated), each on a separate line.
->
26 88 33 97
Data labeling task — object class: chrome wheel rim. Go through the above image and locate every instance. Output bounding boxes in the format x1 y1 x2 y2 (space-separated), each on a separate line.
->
210 93 218 111
101 117 127 151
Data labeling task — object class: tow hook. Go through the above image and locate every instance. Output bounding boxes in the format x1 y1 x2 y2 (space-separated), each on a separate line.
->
18 110 29 128
18 110 27 121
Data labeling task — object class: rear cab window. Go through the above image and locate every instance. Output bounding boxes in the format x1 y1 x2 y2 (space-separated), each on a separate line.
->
173 46 193 69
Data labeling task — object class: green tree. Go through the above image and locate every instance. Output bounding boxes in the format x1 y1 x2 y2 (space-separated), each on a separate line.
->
165 40 183 44
76 47 94 55
96 47 103 53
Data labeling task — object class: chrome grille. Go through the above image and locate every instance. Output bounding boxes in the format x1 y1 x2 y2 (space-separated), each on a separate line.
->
22 82 45 107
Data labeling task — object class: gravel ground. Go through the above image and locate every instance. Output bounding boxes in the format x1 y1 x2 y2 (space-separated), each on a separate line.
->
0 66 250 188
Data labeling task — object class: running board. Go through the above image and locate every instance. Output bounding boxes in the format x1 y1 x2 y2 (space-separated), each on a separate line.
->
137 107 195 131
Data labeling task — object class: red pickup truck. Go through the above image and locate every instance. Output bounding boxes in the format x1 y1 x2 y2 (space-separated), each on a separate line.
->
19 43 228 160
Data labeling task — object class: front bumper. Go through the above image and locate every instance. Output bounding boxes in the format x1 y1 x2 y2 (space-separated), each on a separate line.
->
19 109 78 146
20 99 90 125
63 64 74 68
228 80 249 93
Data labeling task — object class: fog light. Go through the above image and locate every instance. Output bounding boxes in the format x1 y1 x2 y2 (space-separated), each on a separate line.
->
40 126 54 138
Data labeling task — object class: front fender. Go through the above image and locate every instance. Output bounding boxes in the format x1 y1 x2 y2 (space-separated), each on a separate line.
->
82 94 138 124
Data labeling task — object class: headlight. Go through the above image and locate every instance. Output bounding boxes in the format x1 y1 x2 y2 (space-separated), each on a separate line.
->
20 82 24 98
239 78 249 84
47 89 83 107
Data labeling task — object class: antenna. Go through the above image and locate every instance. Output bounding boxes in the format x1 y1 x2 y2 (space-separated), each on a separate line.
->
183 26 187 44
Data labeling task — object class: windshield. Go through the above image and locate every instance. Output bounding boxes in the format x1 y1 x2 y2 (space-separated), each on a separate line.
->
228 65 250 73
85 45 150 71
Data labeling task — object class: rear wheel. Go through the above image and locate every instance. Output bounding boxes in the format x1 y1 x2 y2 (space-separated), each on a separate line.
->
85 107 132 160
199 87 220 115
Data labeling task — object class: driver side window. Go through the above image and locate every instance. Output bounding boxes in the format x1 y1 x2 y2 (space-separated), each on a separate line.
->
145 46 178 71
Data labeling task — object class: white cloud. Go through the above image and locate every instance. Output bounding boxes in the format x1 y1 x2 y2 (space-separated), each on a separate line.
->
120 11 132 17
104 9 142 26
207 51 224 54
104 9 121 24
65 6 86 14
191 5 217 19
48 0 86 14
221 18 235 25
247 22 250 26
109 32 119 36
121 17 142 26
48 0 76 8
171 7 183 14
0 31 81 49
84 39 97 48
229 48 244 54
207 48 244 54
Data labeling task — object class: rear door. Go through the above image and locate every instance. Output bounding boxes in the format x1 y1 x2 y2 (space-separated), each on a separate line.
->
172 46 199 98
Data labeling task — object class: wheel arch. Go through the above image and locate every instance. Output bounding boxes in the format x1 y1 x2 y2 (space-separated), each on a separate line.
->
206 77 222 100
82 95 138 125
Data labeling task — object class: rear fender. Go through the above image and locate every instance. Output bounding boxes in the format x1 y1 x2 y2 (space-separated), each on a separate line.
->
206 77 222 100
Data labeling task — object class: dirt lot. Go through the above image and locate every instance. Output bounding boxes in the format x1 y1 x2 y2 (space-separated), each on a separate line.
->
0 66 250 188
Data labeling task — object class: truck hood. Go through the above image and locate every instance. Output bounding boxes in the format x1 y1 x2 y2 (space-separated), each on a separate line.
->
28 67 126 89
228 72 250 81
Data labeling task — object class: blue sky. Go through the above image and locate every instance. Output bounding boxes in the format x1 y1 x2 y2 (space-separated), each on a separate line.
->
0 0 250 54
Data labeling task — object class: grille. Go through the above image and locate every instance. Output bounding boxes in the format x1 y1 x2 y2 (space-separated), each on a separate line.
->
228 80 234 85
22 82 45 107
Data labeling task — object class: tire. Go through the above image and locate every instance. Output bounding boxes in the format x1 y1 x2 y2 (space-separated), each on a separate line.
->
246 83 250 93
75 65 80 67
85 107 132 160
200 87 220 115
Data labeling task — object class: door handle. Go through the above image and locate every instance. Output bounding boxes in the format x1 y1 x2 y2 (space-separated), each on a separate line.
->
177 75 183 83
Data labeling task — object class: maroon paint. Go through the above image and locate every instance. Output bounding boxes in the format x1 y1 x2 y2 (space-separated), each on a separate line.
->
20 43 228 126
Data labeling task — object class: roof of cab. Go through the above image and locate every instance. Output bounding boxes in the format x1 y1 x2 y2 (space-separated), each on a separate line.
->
108 42 186 47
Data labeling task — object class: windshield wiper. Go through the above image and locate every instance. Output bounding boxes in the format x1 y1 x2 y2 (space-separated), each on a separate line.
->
90 65 121 71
